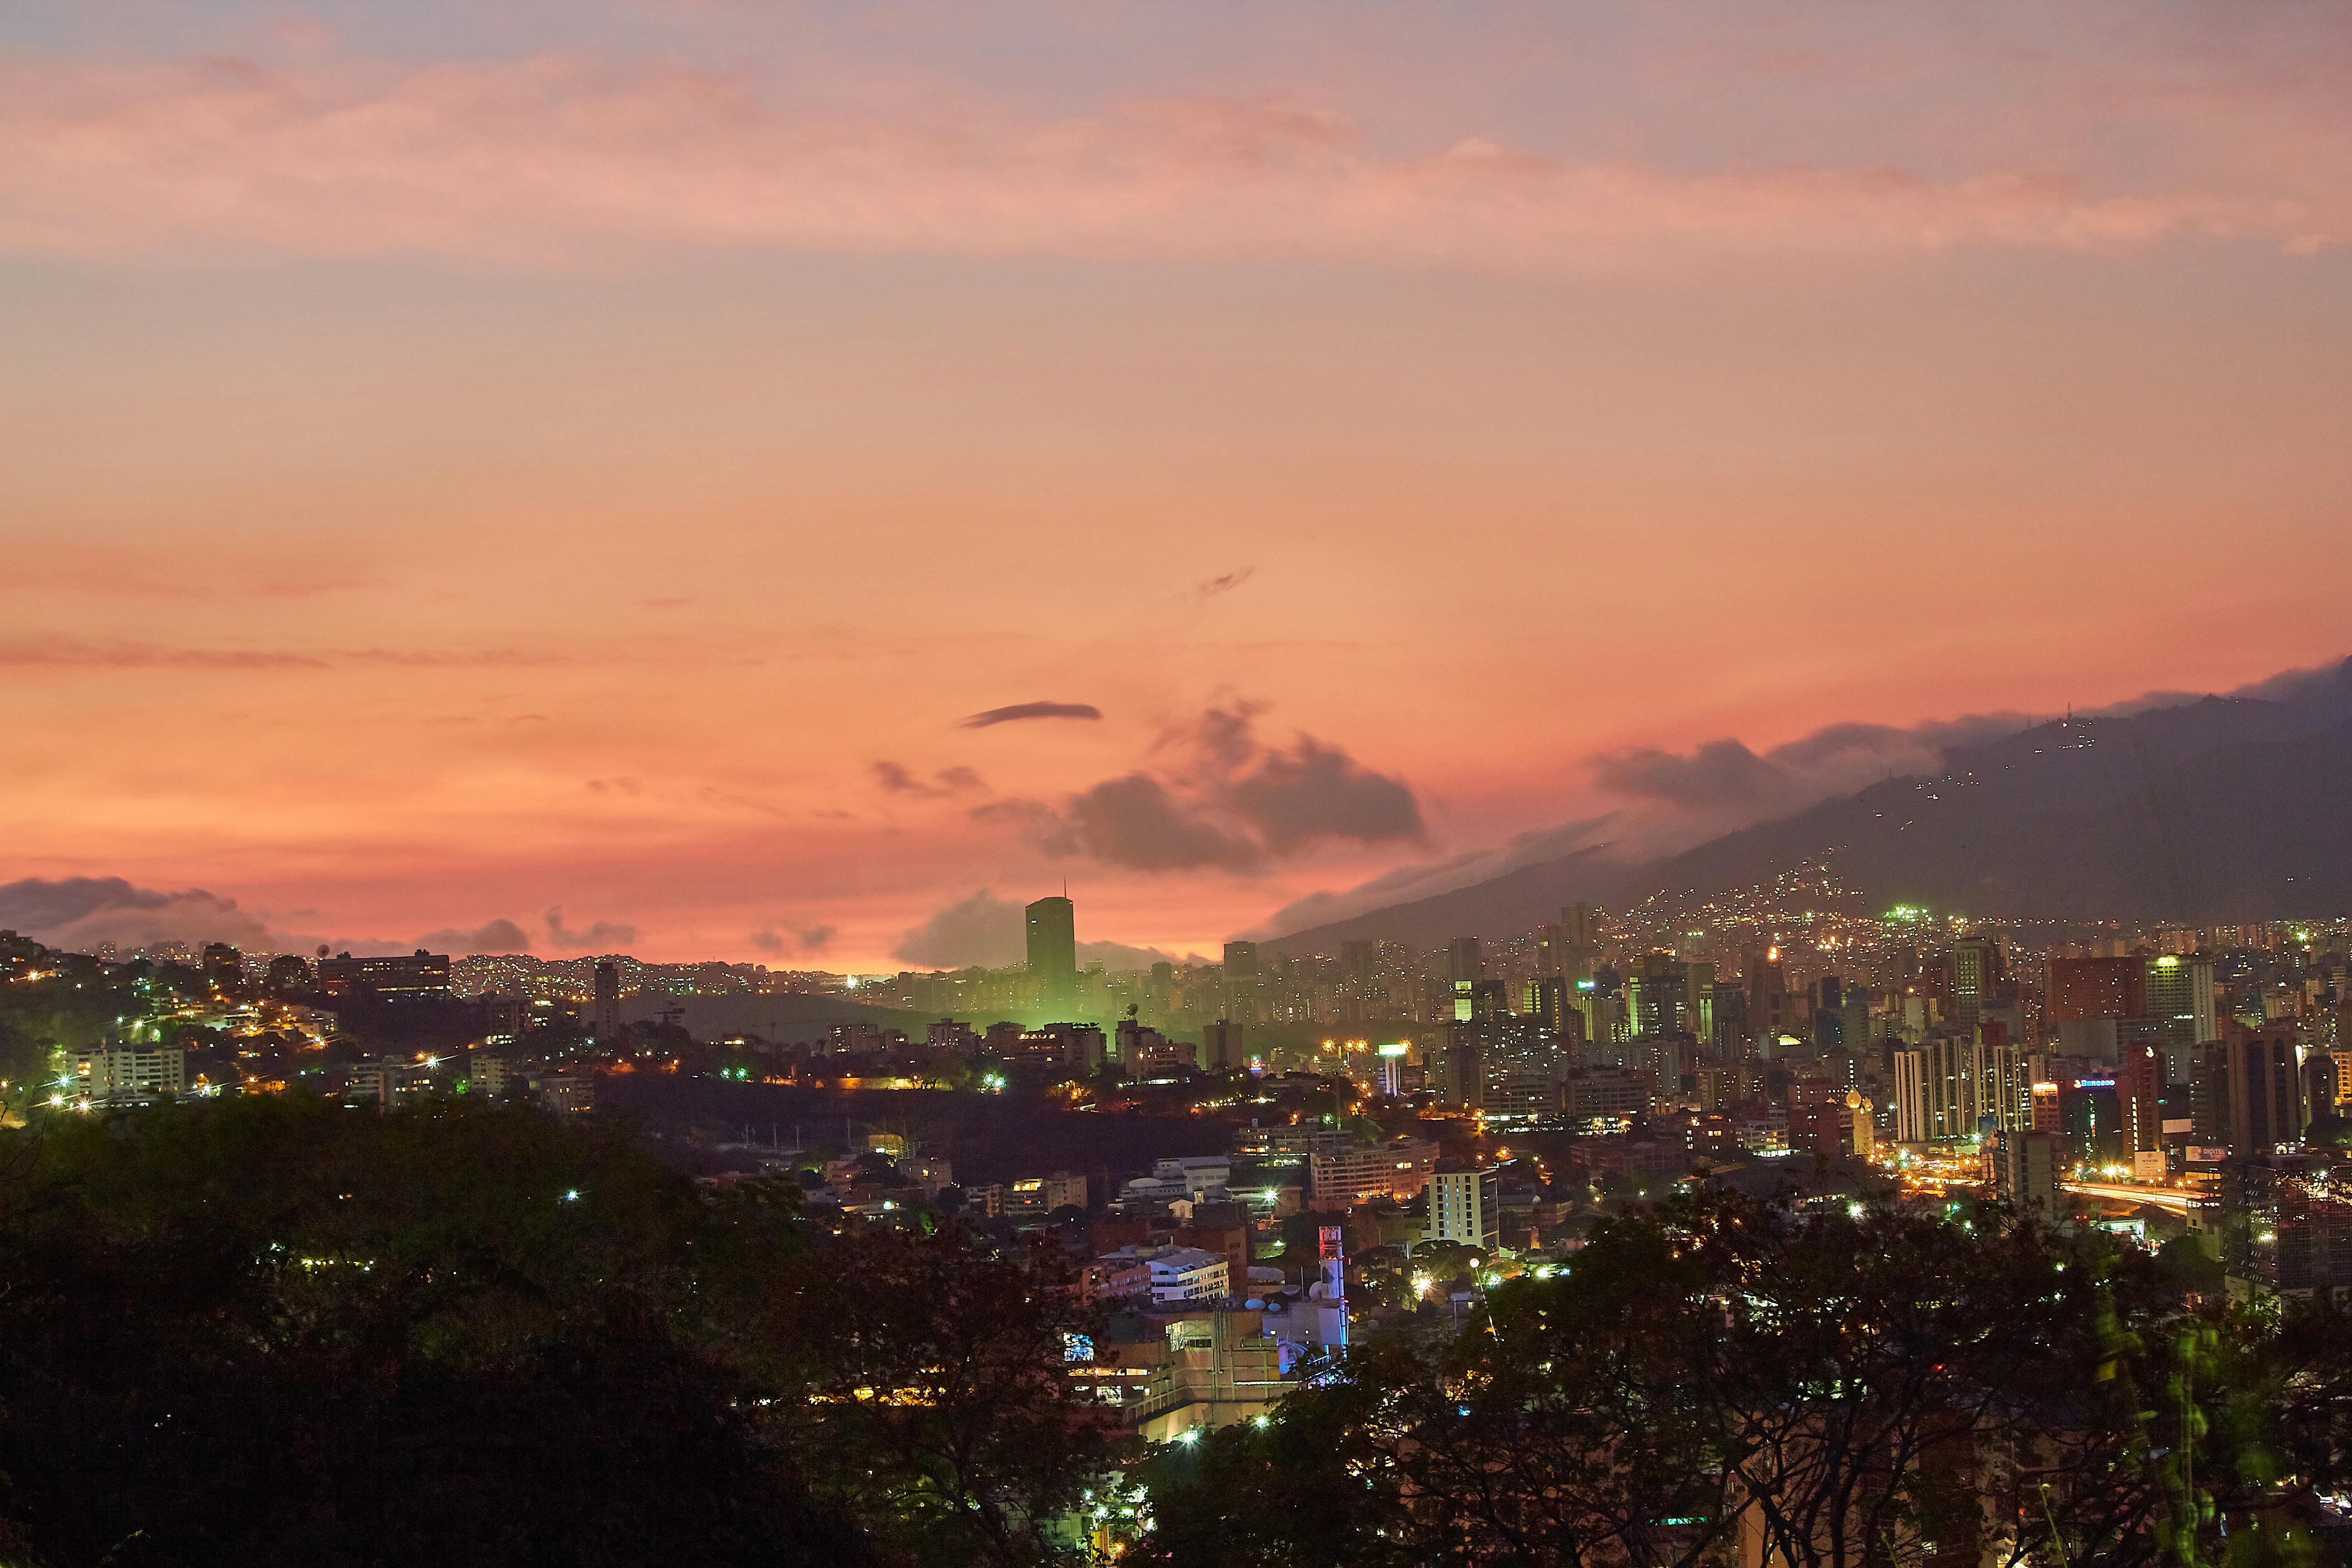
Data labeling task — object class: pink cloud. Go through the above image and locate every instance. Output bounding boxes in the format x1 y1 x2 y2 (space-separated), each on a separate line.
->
0 48 2337 268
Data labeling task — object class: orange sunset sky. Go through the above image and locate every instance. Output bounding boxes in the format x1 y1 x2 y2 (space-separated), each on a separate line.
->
3 1 2349 968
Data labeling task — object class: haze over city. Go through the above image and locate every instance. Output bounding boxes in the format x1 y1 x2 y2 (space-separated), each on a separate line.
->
5 1 2350 968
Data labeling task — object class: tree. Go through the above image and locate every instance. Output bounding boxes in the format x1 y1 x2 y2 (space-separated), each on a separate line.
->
0 1094 1101 1567
1141 1190 2318 1568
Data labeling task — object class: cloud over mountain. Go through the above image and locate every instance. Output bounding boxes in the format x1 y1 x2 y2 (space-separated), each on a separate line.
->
0 876 279 951
982 703 1424 875
413 918 532 954
542 906 638 952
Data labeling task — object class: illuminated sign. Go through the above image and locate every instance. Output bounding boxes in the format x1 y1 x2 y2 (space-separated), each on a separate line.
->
1377 1043 1409 1058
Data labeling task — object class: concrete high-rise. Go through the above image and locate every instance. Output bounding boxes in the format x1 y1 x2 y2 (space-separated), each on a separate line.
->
1220 940 1260 1033
2142 955 2217 1083
592 960 622 1039
1447 936 1481 1023
1951 937 2003 1031
1560 903 1599 972
2204 1022 2305 1157
1025 896 1078 1015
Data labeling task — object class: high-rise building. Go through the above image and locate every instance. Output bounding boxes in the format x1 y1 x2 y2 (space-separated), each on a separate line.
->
1893 1037 1972 1144
1625 953 1706 1039
1991 1129 2063 1216
1560 903 1600 973
1430 1025 1485 1109
1522 975 1567 1040
1201 1018 1246 1073
2203 1022 2306 1157
1950 937 2004 1031
1968 1031 2028 1135
2121 1042 2166 1178
2048 956 2146 1024
592 960 622 1039
1846 1090 1877 1161
1447 937 1482 1023
1424 1167 1500 1252
1220 940 1260 1038
2142 955 2218 1083
1026 896 1078 1015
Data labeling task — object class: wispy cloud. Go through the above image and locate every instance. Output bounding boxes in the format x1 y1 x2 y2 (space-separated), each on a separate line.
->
0 640 567 670
960 701 1102 728
1 48 2338 269
872 761 988 795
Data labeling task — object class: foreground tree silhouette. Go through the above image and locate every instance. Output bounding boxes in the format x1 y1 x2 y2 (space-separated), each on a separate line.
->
1143 1192 2340 1568
0 1096 1097 1567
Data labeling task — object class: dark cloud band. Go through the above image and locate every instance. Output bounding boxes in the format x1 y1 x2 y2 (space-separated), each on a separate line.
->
959 701 1102 728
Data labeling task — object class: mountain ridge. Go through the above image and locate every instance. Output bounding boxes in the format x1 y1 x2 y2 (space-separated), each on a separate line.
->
1266 663 2352 955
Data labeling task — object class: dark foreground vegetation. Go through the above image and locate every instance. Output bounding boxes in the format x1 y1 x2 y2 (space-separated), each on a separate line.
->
3 1098 2349 1568
0 1097 1102 1568
1147 1204 2352 1568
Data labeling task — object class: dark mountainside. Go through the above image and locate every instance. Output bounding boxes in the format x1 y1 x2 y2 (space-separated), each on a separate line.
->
1270 659 2352 954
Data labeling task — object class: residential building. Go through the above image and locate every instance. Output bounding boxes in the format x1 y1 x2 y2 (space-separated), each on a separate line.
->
1565 1068 1653 1122
74 1043 187 1099
1005 1171 1091 1216
1424 1167 1500 1252
1306 1137 1436 1207
1992 1129 2063 1217
316 950 451 1000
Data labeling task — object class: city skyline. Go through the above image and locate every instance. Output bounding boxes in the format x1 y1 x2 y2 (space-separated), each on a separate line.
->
5 1 2351 967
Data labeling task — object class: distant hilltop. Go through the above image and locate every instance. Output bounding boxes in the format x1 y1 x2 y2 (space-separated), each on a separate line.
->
1271 659 2352 955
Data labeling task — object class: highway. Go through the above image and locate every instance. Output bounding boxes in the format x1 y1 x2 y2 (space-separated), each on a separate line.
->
2061 1181 2199 1214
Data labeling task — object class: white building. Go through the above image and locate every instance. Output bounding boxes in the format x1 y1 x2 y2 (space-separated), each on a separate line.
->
1423 1168 1499 1252
75 1044 187 1100
1152 1155 1232 1199
1142 1246 1231 1303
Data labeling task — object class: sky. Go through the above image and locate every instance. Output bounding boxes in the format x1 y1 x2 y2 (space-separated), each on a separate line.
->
2 0 2349 968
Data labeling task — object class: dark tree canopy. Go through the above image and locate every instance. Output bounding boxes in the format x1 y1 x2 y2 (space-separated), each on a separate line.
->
0 1096 1101 1568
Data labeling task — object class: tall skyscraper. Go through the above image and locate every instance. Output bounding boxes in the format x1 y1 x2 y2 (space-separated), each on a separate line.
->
1025 895 1078 1016
592 960 622 1039
1447 936 1482 1023
1522 975 1567 1039
2204 1022 2306 1156
1220 941 1260 1037
1893 1037 1972 1144
1951 936 2004 1031
2048 956 2146 1023
1560 903 1599 976
1201 1018 1246 1073
1430 1025 1485 1109
2142 955 2217 1083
